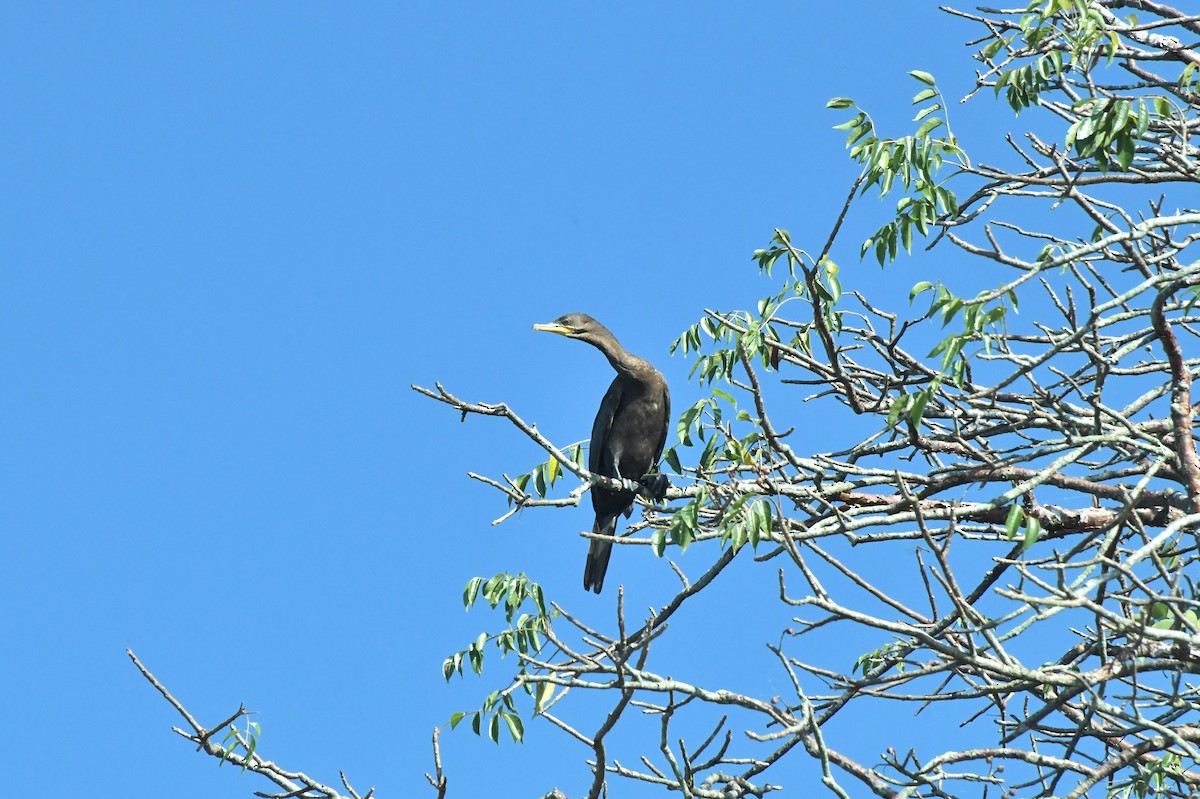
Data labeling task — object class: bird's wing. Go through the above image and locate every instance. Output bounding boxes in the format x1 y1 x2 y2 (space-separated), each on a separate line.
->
590 376 623 477
654 376 671 466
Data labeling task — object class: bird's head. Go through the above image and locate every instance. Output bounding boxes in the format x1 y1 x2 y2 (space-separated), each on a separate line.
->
532 313 604 340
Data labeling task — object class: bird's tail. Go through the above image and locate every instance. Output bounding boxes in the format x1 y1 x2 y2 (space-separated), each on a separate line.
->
584 514 618 594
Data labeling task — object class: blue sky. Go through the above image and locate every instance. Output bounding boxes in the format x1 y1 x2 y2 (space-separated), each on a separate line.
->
4 4 1002 796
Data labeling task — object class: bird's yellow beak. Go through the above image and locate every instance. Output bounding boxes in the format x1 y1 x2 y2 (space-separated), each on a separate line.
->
532 322 573 336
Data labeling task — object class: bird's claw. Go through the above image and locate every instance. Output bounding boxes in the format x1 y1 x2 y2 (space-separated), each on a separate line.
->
638 473 671 501
619 477 642 495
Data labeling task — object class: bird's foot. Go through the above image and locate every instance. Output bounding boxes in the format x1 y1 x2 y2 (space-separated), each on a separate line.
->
638 473 671 501
619 477 642 495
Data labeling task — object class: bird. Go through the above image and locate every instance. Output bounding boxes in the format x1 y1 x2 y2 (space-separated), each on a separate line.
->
533 313 671 593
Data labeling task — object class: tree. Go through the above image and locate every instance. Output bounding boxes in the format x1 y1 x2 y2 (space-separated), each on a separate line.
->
137 2 1200 797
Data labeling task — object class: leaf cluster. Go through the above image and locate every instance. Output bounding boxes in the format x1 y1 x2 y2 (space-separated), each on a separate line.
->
887 281 1014 429
218 720 261 772
1002 504 1042 552
984 0 1115 94
664 390 761 477
1065 96 1155 173
829 72 965 266
448 690 525 745
508 444 587 504
1113 751 1186 799
443 573 553 681
852 641 907 676
442 573 555 745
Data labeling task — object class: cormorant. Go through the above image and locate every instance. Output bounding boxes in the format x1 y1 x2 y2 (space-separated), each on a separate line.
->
533 313 670 593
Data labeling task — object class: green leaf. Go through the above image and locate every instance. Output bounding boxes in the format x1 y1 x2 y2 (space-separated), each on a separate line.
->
941 298 963 326
502 712 524 743
450 711 467 729
671 498 700 552
827 274 842 304
1004 504 1023 541
1022 517 1041 551
910 280 934 300
535 681 553 712
744 509 759 549
721 494 752 527
482 575 502 605
909 70 936 86
1114 134 1135 171
650 528 667 557
913 103 941 122
219 729 237 767
900 218 913 254
938 336 964 372
962 302 980 333
826 97 855 109
908 389 931 428
887 393 911 429
545 455 560 486
914 116 944 139
751 500 772 547
912 88 937 104
833 112 866 131
846 122 872 147
936 186 958 216
849 134 878 160
464 576 484 608
980 36 1005 59
243 738 258 771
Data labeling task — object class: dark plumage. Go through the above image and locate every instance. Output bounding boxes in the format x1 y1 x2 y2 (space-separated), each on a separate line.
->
533 313 670 593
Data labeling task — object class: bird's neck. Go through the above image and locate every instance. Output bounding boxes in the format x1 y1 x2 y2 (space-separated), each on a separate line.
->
591 334 647 378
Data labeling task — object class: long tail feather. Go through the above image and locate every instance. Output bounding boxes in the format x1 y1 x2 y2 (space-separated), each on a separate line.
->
584 514 618 593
